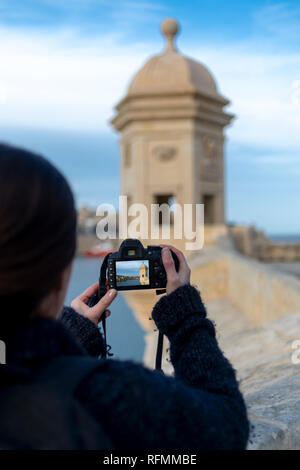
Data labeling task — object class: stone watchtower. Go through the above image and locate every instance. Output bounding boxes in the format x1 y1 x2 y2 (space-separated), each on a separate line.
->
111 18 233 248
139 262 149 285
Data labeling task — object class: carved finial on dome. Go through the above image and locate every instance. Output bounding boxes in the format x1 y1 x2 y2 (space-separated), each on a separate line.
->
160 18 179 53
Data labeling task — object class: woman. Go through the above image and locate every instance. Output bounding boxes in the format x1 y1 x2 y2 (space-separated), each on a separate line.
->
0 143 249 449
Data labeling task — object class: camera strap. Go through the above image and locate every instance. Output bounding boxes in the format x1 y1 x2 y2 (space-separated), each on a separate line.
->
87 253 111 359
155 332 164 372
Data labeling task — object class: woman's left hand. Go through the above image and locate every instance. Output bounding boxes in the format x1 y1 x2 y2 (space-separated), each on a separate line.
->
71 282 117 325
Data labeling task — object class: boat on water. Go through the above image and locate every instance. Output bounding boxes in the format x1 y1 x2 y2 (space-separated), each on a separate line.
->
83 242 115 258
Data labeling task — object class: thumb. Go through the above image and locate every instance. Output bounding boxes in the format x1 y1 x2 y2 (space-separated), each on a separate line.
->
90 289 118 324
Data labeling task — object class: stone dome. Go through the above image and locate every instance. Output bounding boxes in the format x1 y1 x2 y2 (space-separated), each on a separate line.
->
127 18 219 98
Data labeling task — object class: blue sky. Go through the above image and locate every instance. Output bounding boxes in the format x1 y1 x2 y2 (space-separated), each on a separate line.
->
116 260 149 277
0 0 300 235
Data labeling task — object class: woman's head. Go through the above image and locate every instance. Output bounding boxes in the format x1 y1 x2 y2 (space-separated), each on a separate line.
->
0 143 76 330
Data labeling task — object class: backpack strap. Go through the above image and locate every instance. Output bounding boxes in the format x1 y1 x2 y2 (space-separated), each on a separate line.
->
34 355 105 395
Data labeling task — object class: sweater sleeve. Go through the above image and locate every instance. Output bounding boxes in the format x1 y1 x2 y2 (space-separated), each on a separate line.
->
76 285 249 450
152 284 238 390
60 307 106 358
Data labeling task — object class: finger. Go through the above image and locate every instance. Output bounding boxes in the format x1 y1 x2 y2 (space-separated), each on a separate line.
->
160 244 184 261
160 244 189 271
90 289 118 321
161 247 178 282
77 282 99 303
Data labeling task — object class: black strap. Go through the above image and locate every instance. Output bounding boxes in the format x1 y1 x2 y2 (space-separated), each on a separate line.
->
155 331 164 372
101 315 112 358
87 253 112 359
98 254 112 358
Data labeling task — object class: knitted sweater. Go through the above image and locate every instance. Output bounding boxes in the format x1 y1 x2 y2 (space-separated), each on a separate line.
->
1 284 249 449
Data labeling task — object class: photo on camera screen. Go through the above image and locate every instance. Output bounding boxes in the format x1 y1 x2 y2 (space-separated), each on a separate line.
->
115 260 150 287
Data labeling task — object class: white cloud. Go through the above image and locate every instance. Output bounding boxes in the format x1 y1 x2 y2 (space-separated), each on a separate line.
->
253 2 300 40
0 26 152 131
0 22 300 160
189 44 300 151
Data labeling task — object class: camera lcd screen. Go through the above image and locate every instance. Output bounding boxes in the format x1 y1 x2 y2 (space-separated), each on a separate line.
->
115 260 150 287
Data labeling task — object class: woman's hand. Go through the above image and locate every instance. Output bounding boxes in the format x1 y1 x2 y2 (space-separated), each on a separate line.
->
161 245 191 295
71 282 117 326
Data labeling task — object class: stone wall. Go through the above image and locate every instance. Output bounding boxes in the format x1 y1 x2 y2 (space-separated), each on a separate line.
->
189 248 300 325
227 253 300 325
260 243 300 262
230 224 300 262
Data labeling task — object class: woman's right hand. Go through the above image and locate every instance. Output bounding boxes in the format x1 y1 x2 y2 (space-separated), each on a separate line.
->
160 245 191 295
71 282 117 326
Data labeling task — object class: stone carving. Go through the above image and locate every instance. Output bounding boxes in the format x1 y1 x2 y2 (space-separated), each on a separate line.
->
201 136 220 181
203 136 218 159
152 145 176 162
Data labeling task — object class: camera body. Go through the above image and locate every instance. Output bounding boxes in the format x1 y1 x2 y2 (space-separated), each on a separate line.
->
107 239 179 291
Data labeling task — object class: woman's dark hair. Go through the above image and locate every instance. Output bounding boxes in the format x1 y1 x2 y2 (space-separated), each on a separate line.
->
0 143 76 332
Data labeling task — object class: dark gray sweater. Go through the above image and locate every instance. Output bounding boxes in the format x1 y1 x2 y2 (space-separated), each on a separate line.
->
1 284 249 449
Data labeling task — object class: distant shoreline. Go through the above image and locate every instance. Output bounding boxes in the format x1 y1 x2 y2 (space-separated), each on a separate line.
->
269 235 300 244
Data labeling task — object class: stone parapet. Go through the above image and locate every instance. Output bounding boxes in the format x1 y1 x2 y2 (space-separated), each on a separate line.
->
230 225 300 262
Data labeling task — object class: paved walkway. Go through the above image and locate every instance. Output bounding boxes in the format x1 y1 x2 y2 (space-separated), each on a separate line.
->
208 300 300 449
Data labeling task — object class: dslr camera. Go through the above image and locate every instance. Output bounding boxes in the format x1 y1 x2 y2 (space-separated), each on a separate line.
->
107 239 179 291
